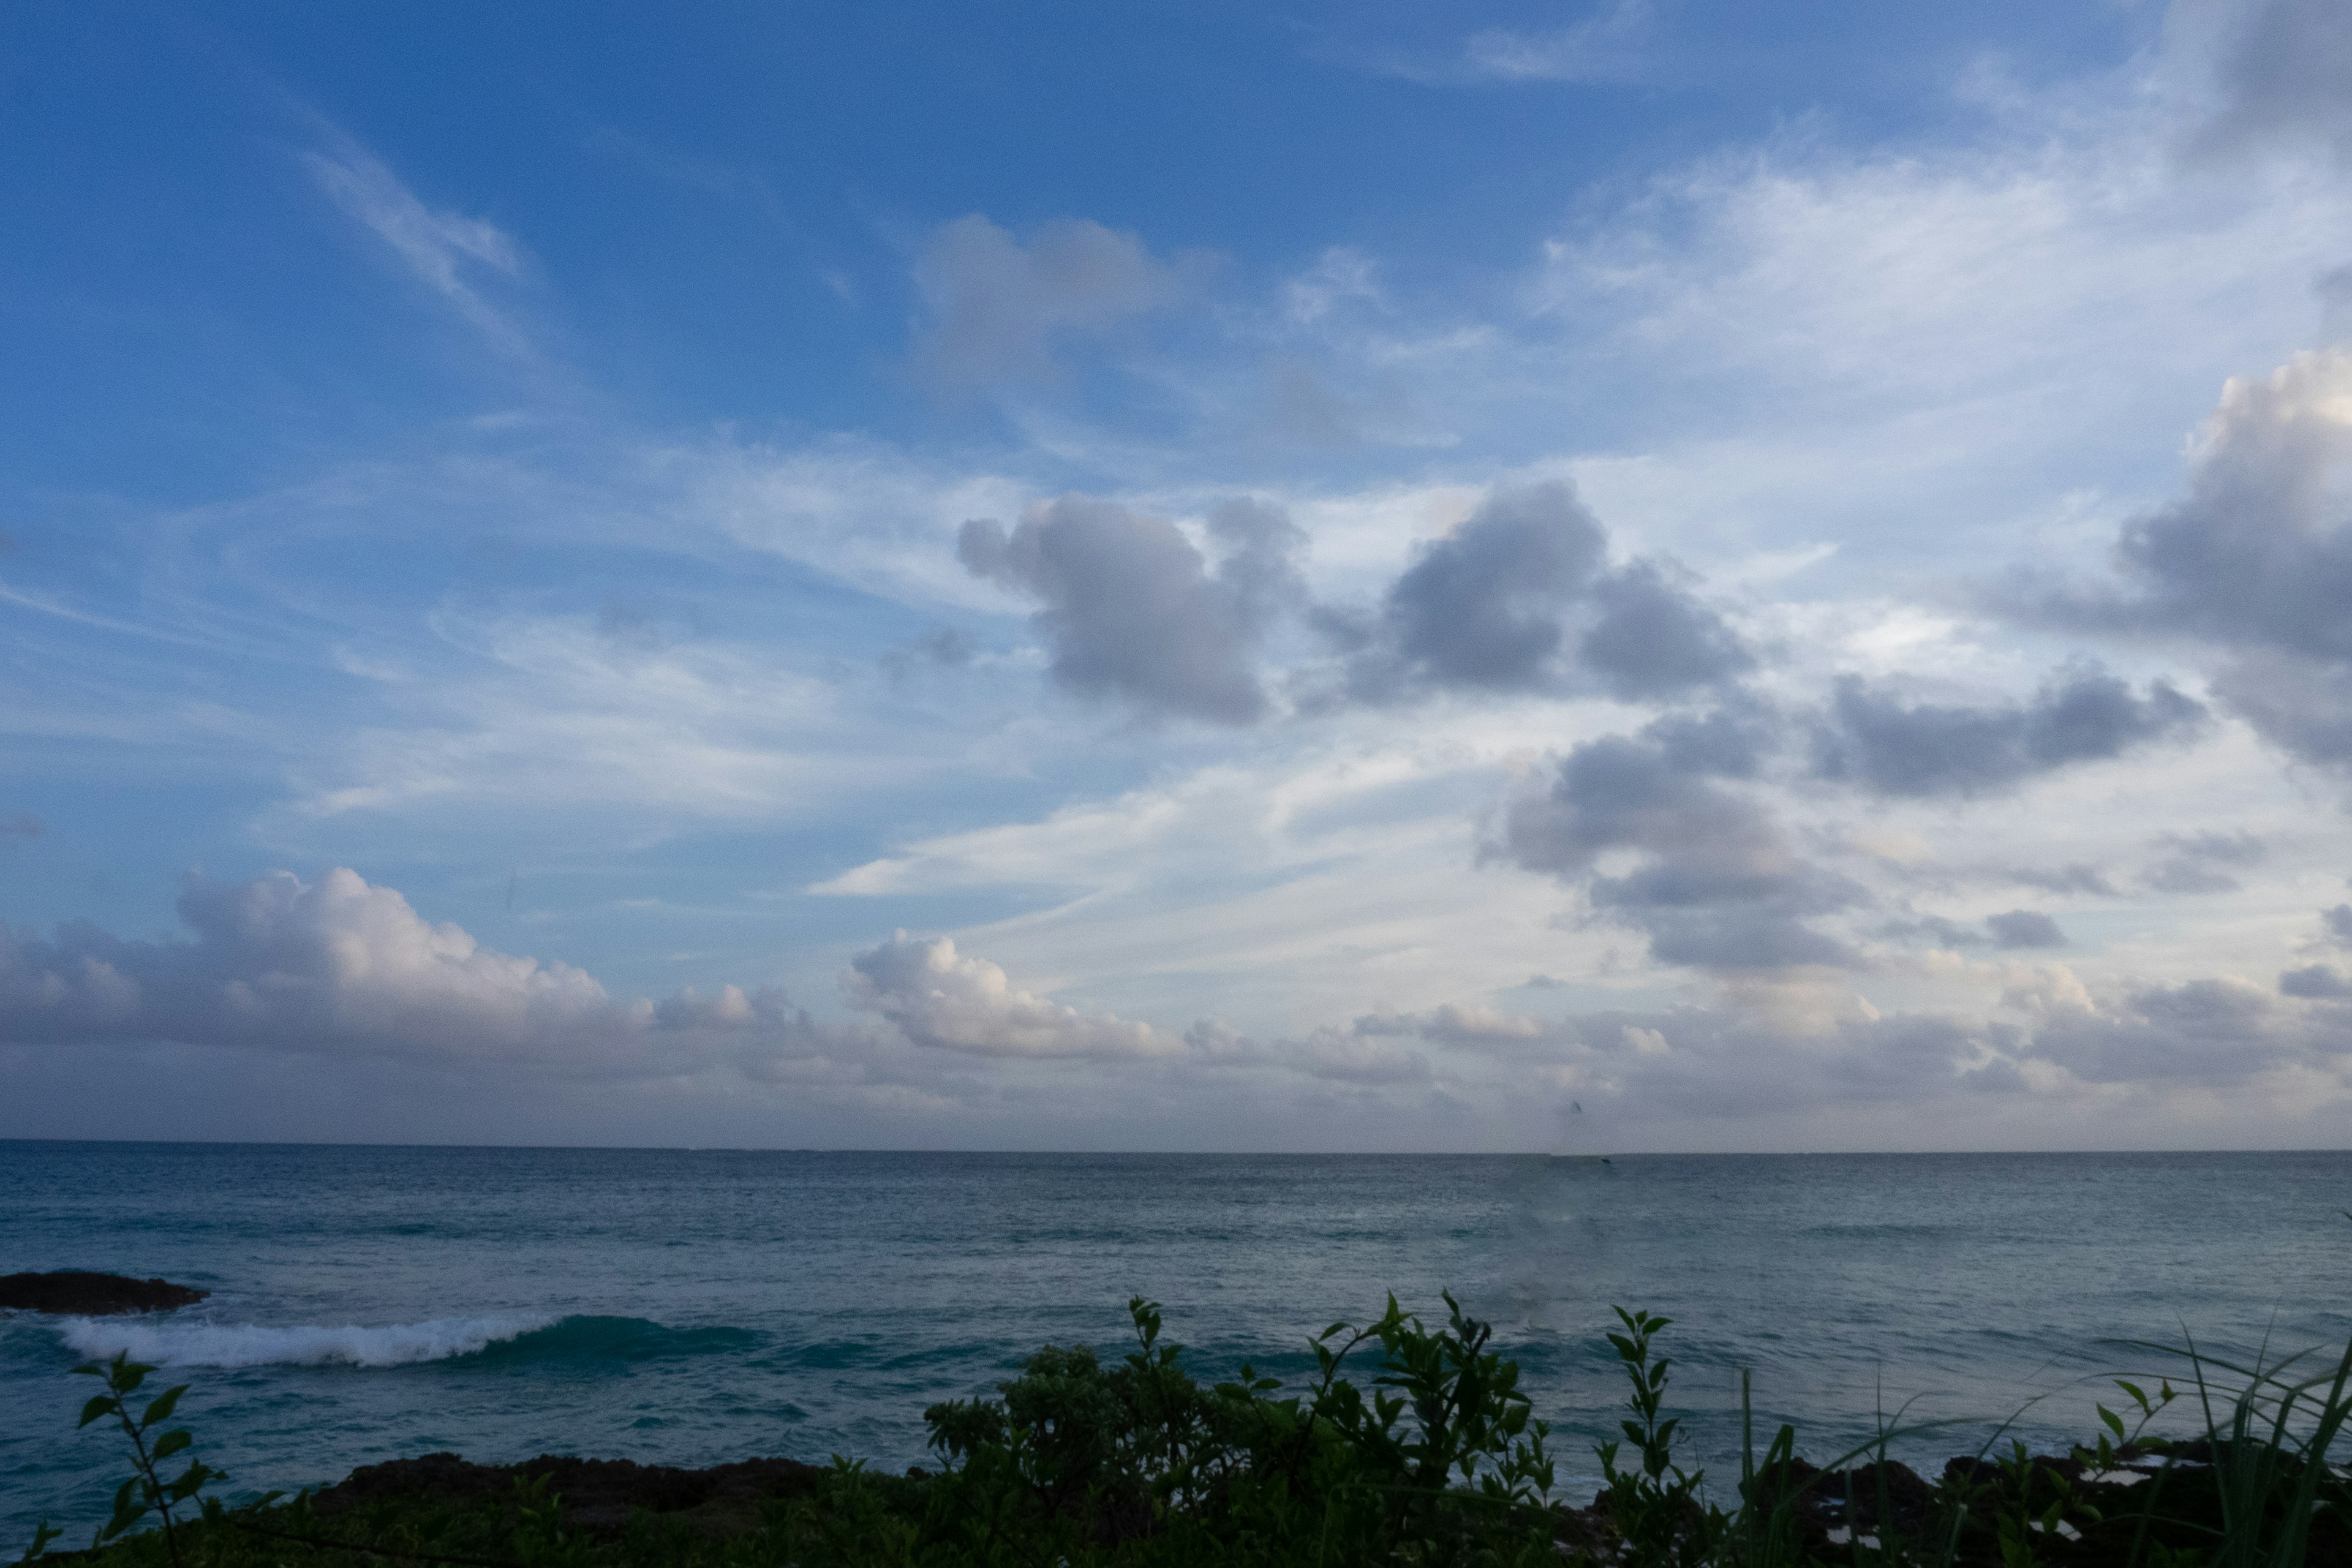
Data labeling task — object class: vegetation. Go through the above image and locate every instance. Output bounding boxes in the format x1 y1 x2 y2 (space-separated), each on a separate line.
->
17 1295 2352 1568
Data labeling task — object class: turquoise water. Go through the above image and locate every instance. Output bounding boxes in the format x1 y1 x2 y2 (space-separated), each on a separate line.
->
4 1143 2349 1539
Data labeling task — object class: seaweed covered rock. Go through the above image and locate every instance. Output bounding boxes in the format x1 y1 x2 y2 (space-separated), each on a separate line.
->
0 1270 208 1315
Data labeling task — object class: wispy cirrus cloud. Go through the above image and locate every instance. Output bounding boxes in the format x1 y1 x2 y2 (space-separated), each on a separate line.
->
301 132 530 353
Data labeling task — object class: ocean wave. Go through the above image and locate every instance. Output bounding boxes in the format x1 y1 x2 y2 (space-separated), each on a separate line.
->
55 1312 555 1368
51 1313 763 1370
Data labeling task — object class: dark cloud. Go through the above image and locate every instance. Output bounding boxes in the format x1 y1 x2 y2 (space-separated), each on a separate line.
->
1986 910 2067 949
912 215 1205 387
1343 481 1749 703
1370 481 1607 692
2015 352 2352 774
2187 0 2352 166
1811 670 2204 797
2326 903 2352 946
1579 559 1756 701
2281 963 2352 999
960 494 1304 725
1493 707 1863 971
2144 830 2267 894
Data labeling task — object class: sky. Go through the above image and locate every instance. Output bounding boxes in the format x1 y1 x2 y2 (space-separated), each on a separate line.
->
4 0 2352 1152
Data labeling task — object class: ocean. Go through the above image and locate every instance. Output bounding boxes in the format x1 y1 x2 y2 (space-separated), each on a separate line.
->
3 1143 2348 1540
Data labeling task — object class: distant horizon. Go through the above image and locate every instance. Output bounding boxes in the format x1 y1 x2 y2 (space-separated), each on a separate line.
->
8 1138 2349 1159
6 0 2352 1153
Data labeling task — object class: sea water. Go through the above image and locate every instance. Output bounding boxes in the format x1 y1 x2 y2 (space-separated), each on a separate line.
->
3 1144 2348 1539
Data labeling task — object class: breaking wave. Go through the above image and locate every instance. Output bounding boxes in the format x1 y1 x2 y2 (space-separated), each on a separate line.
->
51 1313 760 1370
55 1312 556 1368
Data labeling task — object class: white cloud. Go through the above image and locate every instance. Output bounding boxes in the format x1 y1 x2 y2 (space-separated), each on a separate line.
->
302 134 528 352
844 932 1178 1059
0 867 819 1076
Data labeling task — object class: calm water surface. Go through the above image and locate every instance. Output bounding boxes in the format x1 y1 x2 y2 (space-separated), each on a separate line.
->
4 1144 2348 1536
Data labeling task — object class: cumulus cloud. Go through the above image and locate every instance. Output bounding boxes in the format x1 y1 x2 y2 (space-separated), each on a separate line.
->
1340 481 1749 703
1493 707 1863 970
960 494 1305 724
0 869 824 1075
2022 351 2352 776
912 215 1205 386
1810 671 2205 797
843 931 1177 1060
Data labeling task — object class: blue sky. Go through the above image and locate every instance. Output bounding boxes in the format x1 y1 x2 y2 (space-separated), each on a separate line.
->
6 0 2352 1150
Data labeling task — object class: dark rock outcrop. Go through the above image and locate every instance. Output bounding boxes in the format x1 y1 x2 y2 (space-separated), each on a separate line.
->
0 1271 208 1315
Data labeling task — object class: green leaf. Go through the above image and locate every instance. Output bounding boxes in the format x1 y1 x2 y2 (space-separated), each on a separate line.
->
140 1384 186 1428
78 1395 119 1428
152 1430 192 1460
2099 1405 2127 1441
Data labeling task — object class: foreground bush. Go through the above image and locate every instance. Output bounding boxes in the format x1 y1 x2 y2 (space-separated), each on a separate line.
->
21 1294 2352 1568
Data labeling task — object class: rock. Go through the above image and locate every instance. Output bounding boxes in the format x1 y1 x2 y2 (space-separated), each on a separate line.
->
0 1271 208 1315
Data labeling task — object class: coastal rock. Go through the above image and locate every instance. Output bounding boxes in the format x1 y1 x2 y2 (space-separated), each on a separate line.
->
0 1271 208 1316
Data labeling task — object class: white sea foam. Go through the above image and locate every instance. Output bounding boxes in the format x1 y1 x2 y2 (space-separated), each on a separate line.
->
55 1313 556 1368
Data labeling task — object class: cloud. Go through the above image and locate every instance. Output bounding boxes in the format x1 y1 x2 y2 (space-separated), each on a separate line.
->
301 136 526 351
1373 0 1652 86
843 931 1177 1060
911 215 1205 386
2180 0 2352 165
960 494 1304 725
2019 974 2332 1087
1810 671 2205 798
1887 910 2068 950
0 869 827 1076
2000 864 2119 897
2144 829 2267 894
2326 903 2352 945
1460 1 1651 84
1338 481 1749 703
1493 707 1864 970
879 627 977 682
1986 910 2068 949
2281 963 2352 998
2020 351 2352 775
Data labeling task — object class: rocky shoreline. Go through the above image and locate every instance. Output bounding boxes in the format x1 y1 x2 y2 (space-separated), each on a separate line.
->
0 1271 208 1315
